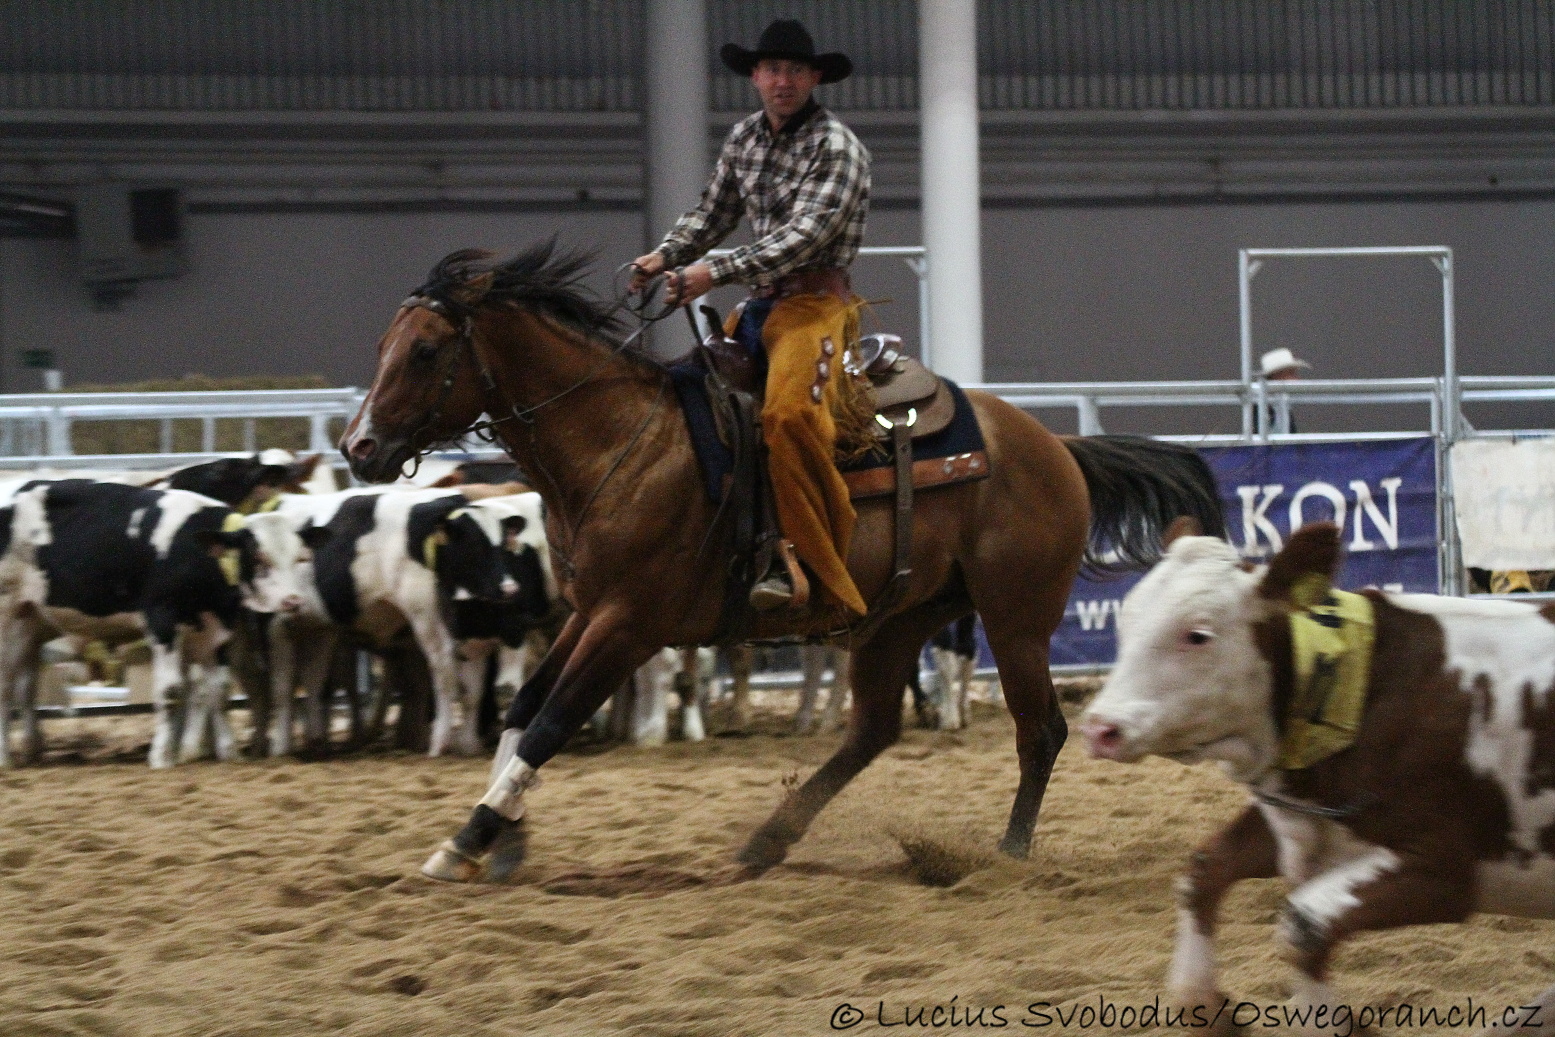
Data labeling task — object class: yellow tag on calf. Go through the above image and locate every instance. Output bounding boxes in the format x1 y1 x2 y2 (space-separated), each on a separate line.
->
1278 588 1376 771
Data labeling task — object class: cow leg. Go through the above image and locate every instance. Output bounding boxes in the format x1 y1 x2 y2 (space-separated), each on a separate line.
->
820 647 850 732
267 619 297 757
931 645 962 730
296 633 336 757
725 644 752 732
1170 804 1279 1030
148 638 185 769
630 652 670 746
452 653 487 756
422 616 656 882
208 665 237 762
794 643 824 735
10 623 44 766
177 662 214 763
679 647 706 743
1280 856 1471 1033
739 606 953 873
406 616 461 758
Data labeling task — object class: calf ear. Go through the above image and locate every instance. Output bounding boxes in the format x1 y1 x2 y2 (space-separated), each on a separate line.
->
1160 515 1203 550
1259 522 1343 604
298 525 333 550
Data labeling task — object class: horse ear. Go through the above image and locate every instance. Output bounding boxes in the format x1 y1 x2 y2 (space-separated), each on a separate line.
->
1259 522 1343 605
1160 515 1203 550
454 271 495 305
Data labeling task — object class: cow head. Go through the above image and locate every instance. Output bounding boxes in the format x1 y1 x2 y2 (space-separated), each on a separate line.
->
236 511 326 615
423 503 520 602
1080 521 1345 783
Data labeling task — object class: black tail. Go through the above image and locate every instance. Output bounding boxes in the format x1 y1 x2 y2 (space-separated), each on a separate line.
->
1062 435 1226 576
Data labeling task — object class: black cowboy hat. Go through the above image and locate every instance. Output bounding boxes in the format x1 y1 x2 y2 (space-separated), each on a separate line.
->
721 19 852 85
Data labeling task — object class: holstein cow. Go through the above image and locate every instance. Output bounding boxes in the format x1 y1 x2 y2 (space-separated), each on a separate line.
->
0 479 290 768
264 488 522 757
1081 520 1555 1036
161 453 324 512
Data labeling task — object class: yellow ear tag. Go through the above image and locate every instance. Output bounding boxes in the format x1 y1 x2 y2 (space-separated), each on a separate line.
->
423 529 448 570
218 512 245 586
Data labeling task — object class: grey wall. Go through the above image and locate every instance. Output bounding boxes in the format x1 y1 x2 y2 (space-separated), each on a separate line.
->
2 197 1551 434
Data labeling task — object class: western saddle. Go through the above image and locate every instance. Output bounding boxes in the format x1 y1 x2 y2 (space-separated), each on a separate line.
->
686 305 969 644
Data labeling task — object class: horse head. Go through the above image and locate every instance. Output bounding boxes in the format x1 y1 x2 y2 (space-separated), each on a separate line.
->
342 250 495 483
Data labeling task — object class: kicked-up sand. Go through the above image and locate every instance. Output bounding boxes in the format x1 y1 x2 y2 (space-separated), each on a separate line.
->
3 690 1553 1036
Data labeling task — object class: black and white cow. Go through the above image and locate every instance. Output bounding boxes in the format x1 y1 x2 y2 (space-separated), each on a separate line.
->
263 488 523 757
161 453 322 511
0 479 290 768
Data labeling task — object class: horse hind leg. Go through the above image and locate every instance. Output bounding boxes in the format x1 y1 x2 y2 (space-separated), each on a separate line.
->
738 605 959 873
979 607 1067 859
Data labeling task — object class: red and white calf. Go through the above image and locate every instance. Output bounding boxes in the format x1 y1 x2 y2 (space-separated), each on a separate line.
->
1081 521 1555 1036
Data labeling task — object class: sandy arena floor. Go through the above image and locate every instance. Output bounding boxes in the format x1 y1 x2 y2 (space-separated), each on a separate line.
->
4 690 1554 1037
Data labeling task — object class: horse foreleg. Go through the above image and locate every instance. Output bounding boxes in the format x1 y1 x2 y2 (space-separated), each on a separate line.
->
739 607 952 873
422 615 654 883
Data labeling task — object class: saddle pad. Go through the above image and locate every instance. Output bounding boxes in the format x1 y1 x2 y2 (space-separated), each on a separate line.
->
839 379 990 499
669 365 990 504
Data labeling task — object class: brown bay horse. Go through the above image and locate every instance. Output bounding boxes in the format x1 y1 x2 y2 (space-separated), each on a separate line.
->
340 243 1225 882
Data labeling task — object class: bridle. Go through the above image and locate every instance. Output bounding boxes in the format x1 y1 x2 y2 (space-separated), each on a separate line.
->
395 260 682 443
390 264 681 567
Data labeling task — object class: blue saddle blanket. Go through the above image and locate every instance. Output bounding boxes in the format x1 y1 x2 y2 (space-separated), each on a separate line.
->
668 365 987 503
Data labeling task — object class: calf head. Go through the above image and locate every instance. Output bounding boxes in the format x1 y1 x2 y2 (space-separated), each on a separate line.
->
1081 521 1345 783
168 456 293 510
413 498 521 602
238 511 329 615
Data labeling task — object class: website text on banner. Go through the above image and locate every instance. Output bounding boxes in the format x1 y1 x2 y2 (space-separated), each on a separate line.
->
1052 437 1439 668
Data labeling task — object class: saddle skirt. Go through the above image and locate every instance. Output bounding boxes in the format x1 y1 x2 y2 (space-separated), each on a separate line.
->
687 328 976 497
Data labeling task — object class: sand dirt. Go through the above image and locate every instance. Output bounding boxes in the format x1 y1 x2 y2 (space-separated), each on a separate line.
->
3 693 1553 1036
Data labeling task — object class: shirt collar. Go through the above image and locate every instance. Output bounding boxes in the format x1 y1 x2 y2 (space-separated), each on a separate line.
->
761 97 821 141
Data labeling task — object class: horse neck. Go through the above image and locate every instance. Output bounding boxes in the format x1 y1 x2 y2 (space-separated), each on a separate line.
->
481 309 670 522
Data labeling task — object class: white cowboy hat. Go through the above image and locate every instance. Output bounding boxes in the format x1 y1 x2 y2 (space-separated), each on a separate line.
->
1259 347 1311 378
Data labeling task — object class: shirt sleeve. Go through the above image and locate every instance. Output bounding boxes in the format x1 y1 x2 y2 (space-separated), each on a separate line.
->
705 131 868 287
653 139 742 270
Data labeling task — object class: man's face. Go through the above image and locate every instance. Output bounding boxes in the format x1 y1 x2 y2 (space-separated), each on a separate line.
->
1269 368 1301 382
752 58 822 124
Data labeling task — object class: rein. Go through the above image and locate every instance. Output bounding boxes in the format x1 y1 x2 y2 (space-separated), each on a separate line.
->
1254 787 1377 821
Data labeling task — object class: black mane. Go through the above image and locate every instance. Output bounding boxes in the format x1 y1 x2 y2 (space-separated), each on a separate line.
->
415 239 630 341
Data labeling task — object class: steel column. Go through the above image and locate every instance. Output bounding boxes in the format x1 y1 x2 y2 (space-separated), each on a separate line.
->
919 0 983 384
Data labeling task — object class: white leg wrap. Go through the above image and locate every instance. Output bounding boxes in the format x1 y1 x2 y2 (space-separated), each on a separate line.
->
478 754 540 821
488 727 523 786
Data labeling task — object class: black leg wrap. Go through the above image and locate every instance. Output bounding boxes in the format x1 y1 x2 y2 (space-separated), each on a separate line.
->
486 819 529 883
452 804 506 858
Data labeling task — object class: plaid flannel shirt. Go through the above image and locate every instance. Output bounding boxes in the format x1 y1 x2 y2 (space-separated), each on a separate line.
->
654 100 870 291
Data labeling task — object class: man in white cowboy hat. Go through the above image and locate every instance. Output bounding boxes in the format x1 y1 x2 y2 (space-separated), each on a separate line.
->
630 18 872 618
1258 347 1311 432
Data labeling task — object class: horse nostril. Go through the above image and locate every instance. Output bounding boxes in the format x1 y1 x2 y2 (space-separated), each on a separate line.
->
349 437 377 461
281 595 302 612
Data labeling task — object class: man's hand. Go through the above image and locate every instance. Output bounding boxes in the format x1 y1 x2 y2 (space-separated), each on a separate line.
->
665 263 714 307
628 252 665 294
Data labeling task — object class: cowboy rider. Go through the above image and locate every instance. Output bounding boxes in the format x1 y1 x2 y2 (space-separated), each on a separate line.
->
631 18 871 618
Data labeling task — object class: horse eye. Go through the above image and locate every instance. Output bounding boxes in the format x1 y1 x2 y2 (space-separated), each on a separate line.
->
1184 628 1216 646
412 341 439 364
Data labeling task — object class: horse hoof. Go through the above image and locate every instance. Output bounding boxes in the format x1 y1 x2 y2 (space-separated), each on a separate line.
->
485 819 529 883
736 830 790 873
996 834 1032 859
420 839 484 883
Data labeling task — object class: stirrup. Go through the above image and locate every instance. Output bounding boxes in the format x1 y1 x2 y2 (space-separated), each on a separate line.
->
749 538 810 611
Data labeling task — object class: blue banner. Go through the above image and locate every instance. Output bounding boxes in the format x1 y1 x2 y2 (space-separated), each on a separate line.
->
1051 437 1439 667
